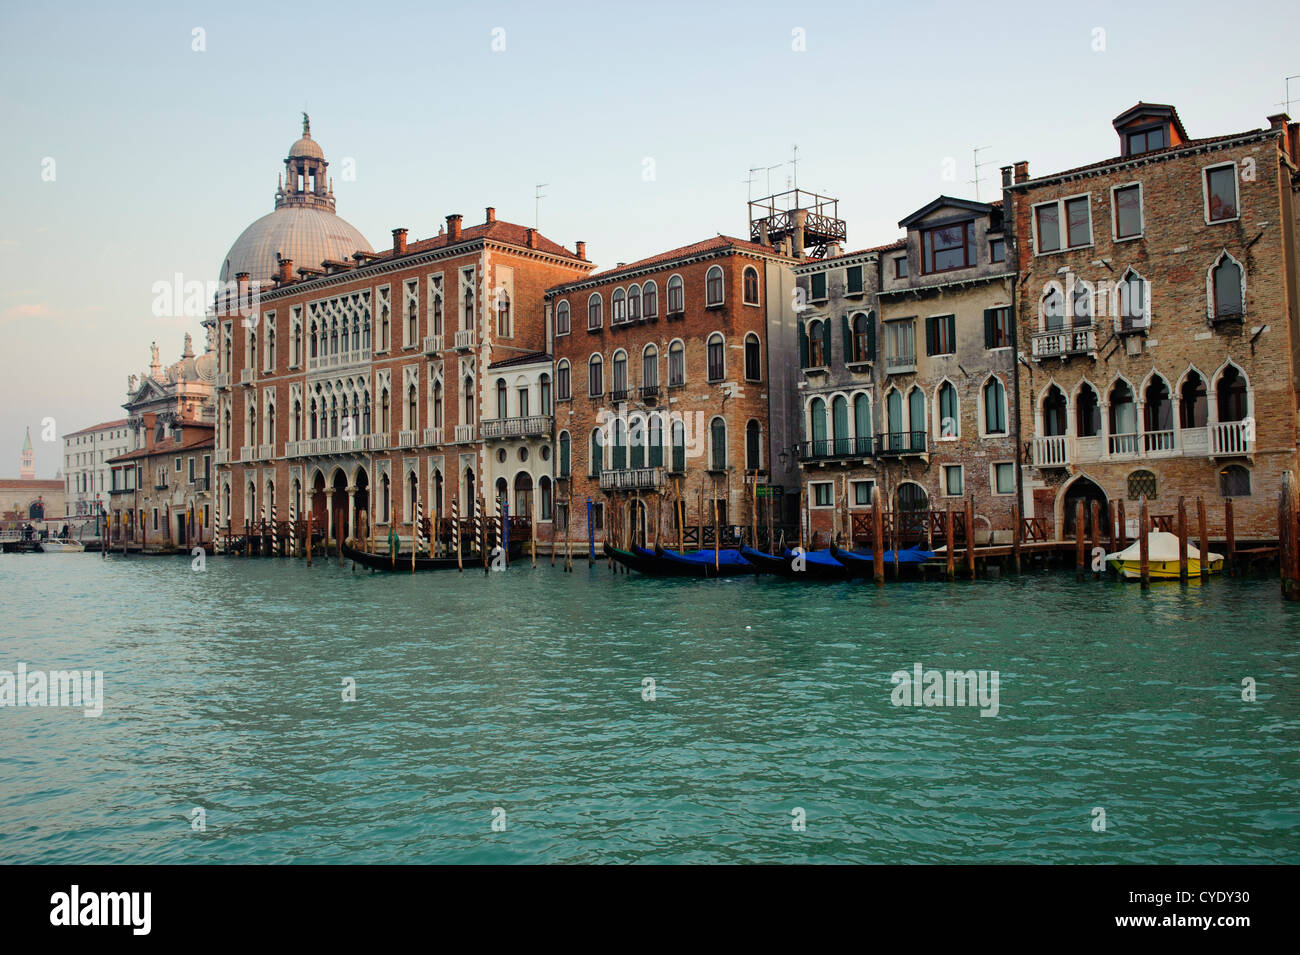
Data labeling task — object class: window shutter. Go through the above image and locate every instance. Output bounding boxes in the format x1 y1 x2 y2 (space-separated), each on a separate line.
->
822 319 832 366
866 311 877 360
946 314 956 351
925 316 937 356
841 314 852 363
983 308 995 349
798 321 809 368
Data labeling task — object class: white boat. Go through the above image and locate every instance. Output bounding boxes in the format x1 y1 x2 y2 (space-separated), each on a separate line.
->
1104 531 1222 579
39 539 86 553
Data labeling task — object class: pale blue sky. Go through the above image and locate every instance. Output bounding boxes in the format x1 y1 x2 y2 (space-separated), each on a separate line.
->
1 0 1295 476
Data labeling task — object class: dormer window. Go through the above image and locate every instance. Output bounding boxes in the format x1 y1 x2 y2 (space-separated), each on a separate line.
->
1125 125 1166 156
921 222 976 274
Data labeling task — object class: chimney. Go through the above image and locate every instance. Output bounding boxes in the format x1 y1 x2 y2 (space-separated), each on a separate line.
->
392 228 408 255
1267 114 1293 161
1013 161 1029 184
446 214 462 242
485 206 496 223
575 241 587 260
1000 165 1013 189
525 228 538 249
826 241 841 259
792 209 807 259
758 220 770 247
277 259 293 283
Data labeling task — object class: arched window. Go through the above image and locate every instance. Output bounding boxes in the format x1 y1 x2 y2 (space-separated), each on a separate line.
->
809 397 828 456
1118 269 1148 331
432 380 442 429
496 290 511 338
832 395 850 455
463 376 474 424
1076 383 1100 437
1109 381 1137 453
706 333 725 382
642 344 659 392
743 266 759 305
612 350 628 397
1144 376 1172 432
851 312 872 363
555 300 571 336
746 419 762 470
648 413 664 467
744 333 761 381
558 431 571 477
556 359 571 401
513 471 532 517
1071 281 1093 327
668 340 685 387
1211 253 1244 320
540 476 553 520
407 383 418 431
709 416 727 470
463 467 475 513
1042 385 1067 436
589 428 604 476
588 354 604 396
496 378 508 419
1041 286 1065 331
886 389 904 448
610 418 627 470
670 418 686 472
908 388 925 449
808 319 825 366
587 293 603 330
983 378 1007 435
1180 372 1207 428
462 283 473 330
629 415 645 469
433 468 443 516
381 387 390 432
937 381 958 439
667 275 684 314
1127 469 1157 501
853 393 871 454
539 373 552 415
627 284 641 321
642 280 658 318
1219 464 1251 497
291 399 301 442
1217 366 1248 422
705 265 724 306
611 287 627 324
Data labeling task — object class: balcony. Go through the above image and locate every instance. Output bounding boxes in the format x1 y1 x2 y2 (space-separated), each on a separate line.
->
1032 323 1097 360
398 429 417 448
370 432 390 451
154 481 169 491
240 445 256 461
454 329 477 350
609 388 629 403
454 423 477 443
306 347 371 373
875 431 928 456
884 352 916 375
257 443 273 460
639 384 660 401
423 334 444 354
240 369 254 386
599 467 665 491
215 449 229 465
1032 423 1254 468
481 416 550 440
1211 420 1253 456
1210 307 1245 331
285 441 307 457
215 372 230 389
798 437 875 462
1031 435 1070 468
423 426 444 446
194 477 210 492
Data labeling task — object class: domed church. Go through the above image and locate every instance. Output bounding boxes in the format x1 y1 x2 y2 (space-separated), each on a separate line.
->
218 115 372 285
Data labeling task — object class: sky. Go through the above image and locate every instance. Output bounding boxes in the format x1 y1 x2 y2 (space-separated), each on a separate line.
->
1 0 1296 477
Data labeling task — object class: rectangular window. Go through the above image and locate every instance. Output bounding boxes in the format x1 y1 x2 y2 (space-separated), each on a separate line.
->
188 458 195 482
894 257 908 278
1126 126 1165 156
1113 184 1143 239
1034 203 1061 253
943 465 963 497
592 502 604 530
989 238 1005 263
984 307 1013 349
921 222 976 273
1205 164 1238 222
926 314 956 356
993 462 1015 495
1065 196 1092 248
846 265 863 295
810 273 827 301
812 482 833 507
852 480 874 506
885 319 916 367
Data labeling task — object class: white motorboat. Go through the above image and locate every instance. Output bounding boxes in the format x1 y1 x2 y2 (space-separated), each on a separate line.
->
39 539 86 553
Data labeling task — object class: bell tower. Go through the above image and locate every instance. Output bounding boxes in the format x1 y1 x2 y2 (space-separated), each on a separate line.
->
274 113 335 212
20 426 35 479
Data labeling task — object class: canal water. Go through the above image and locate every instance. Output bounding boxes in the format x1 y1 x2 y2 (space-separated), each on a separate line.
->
1 552 1296 864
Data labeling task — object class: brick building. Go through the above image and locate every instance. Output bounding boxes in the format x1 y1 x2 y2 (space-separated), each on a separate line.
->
208 122 593 547
1004 103 1300 539
547 236 800 549
107 417 214 548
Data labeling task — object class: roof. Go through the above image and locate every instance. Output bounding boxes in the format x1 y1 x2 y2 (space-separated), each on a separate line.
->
548 235 791 294
107 424 214 464
402 220 585 263
64 418 129 438
794 239 905 270
488 351 551 370
1112 102 1189 142
0 478 62 490
899 196 996 228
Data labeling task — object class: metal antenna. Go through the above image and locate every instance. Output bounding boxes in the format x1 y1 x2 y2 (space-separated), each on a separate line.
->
790 144 800 191
1279 75 1300 115
969 146 993 201
744 168 758 203
535 183 548 229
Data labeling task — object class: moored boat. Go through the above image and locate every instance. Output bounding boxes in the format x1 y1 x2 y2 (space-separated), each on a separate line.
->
830 544 934 576
1104 531 1223 579
740 544 848 580
342 539 523 572
605 543 755 578
38 539 85 553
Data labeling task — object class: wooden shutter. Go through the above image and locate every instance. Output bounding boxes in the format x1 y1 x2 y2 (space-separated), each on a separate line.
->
866 311 876 361
984 308 996 349
841 314 853 363
821 319 832 366
945 314 956 352
798 321 809 368
925 316 937 356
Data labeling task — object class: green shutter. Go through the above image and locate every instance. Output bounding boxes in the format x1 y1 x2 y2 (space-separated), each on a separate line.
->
925 316 937 356
866 311 877 360
798 321 809 368
983 308 995 349
821 319 832 367
841 314 852 364
946 314 956 352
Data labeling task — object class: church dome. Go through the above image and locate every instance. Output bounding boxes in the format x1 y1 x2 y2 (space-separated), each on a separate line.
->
218 114 372 284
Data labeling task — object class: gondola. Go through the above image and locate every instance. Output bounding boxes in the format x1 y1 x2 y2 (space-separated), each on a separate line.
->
739 545 849 580
342 539 522 572
830 543 935 577
605 543 662 575
603 542 755 578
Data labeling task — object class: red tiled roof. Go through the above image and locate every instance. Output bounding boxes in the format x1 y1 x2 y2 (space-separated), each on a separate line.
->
550 236 790 292
402 220 585 262
1013 128 1272 187
488 351 550 370
798 238 905 267
108 425 214 464
0 478 63 490
64 418 128 438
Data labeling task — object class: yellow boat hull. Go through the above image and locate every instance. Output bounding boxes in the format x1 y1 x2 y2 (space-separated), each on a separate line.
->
1106 557 1223 579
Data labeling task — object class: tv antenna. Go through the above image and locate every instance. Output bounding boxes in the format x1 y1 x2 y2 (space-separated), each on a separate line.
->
1278 75 1300 115
535 183 548 229
969 146 993 201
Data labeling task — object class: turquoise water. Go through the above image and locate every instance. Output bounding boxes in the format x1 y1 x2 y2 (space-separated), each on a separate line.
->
1 552 1297 864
